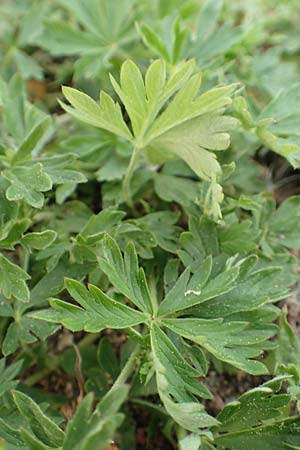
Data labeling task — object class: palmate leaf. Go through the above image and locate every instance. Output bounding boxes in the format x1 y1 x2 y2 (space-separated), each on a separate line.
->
150 114 237 181
161 318 274 375
2 312 59 356
32 278 148 332
188 0 246 66
39 0 139 79
0 76 86 209
62 59 237 186
36 236 294 435
98 234 154 314
1 258 93 355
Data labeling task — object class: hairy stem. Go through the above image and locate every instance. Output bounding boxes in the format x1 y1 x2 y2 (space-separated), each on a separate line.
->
122 145 141 208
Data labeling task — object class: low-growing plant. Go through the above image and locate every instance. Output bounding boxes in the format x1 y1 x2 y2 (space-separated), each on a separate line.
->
1 1 300 449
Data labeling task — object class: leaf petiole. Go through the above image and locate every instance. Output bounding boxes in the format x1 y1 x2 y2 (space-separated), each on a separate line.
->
122 145 141 208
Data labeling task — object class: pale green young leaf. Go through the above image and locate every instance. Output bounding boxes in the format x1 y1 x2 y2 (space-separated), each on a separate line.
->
178 432 201 450
0 253 30 301
145 59 166 104
61 86 132 141
150 114 238 181
145 84 237 143
110 60 147 136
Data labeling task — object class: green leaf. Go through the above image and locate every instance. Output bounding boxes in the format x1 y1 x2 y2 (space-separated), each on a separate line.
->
63 60 237 191
32 278 148 332
150 324 216 432
149 114 237 181
98 234 154 314
97 384 129 417
40 0 138 79
139 23 171 63
151 323 211 400
216 388 300 449
12 391 64 448
271 312 300 370
192 265 290 318
219 220 258 254
0 253 30 301
217 376 292 433
21 429 54 450
2 314 59 356
110 59 148 137
136 211 181 253
158 257 238 316
145 83 237 144
61 86 132 141
40 154 87 186
0 218 31 249
268 196 300 249
162 318 272 375
0 358 23 397
97 337 119 381
154 172 201 208
233 95 300 167
21 230 57 250
63 394 94 450
3 163 52 208
12 116 52 164
78 209 125 243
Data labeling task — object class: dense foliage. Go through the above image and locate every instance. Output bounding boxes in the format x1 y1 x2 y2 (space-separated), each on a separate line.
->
1 0 300 449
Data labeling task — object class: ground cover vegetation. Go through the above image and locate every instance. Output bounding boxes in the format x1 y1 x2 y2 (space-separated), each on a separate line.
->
1 0 300 448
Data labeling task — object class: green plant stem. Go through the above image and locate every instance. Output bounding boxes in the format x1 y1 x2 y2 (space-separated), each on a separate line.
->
111 343 140 389
122 145 140 208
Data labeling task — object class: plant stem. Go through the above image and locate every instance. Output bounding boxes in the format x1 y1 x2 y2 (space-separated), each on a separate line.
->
122 145 140 209
111 343 140 389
